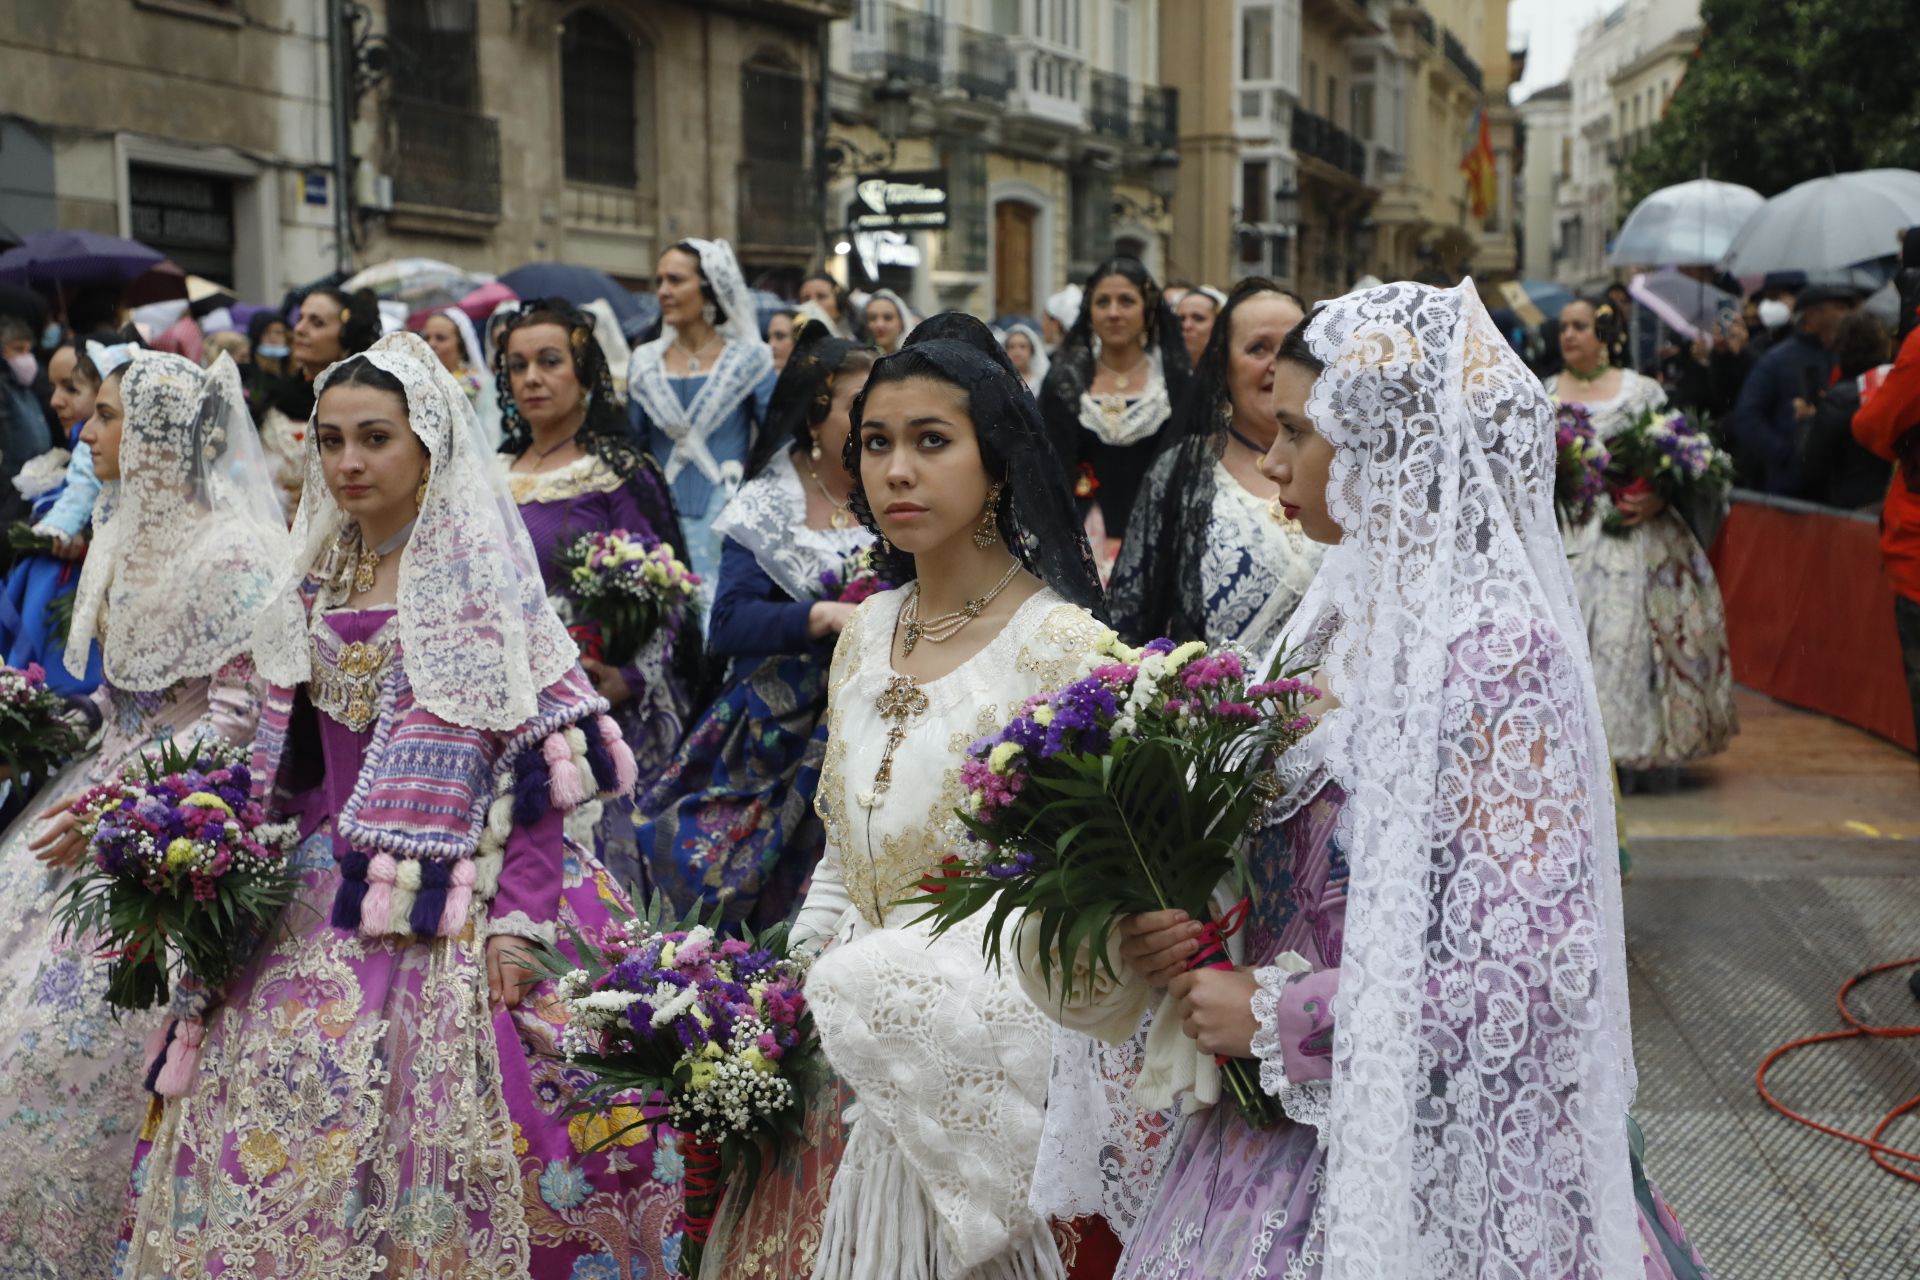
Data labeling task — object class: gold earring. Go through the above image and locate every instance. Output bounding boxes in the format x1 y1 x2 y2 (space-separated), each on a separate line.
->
973 482 1004 550
879 534 892 555
416 467 431 509
810 433 823 463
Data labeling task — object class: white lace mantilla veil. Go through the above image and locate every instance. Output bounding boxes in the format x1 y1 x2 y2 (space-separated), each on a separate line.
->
627 237 773 489
250 331 577 732
63 350 289 688
1265 279 1639 1279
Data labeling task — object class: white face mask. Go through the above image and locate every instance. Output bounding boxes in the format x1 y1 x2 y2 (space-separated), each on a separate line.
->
1758 299 1792 330
6 352 36 388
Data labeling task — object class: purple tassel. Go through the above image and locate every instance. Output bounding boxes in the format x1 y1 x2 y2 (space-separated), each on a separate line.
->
332 851 370 930
409 859 451 938
512 749 551 828
143 1019 178 1094
582 726 616 796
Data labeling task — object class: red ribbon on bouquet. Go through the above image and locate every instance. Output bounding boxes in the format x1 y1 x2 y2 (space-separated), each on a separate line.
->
1187 897 1251 972
1607 475 1652 506
680 1135 725 1245
567 622 604 665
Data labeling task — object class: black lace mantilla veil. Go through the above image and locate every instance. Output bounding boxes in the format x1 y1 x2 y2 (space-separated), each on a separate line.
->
840 319 1107 619
745 321 868 480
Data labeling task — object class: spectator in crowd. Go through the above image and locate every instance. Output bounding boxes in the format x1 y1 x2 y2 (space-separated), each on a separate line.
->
0 316 53 527
1850 311 1920 754
1607 280 1659 372
1665 311 1758 420
1891 226 1920 346
1730 283 1863 492
766 307 798 371
1794 311 1895 510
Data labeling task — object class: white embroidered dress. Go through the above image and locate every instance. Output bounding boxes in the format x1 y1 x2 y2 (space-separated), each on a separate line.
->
793 585 1104 1280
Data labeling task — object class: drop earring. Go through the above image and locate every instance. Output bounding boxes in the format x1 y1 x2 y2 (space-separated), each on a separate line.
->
810 432 823 463
973 482 1004 550
701 301 718 327
416 466 431 510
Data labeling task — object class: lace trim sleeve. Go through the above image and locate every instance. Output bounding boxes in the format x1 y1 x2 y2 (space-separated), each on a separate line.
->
483 910 558 946
1248 955 1332 1143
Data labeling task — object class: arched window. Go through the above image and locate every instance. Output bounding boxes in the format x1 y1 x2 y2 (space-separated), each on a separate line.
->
561 8 639 187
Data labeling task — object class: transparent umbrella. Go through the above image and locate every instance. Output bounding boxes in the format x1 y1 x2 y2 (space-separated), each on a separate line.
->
1610 178 1764 268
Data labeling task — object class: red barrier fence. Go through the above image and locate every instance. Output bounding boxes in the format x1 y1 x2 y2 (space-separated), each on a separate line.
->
1708 493 1915 753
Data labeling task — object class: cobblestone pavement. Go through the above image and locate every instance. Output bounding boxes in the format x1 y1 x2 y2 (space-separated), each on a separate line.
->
1623 691 1920 1280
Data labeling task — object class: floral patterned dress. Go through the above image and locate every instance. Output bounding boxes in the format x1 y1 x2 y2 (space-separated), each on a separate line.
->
0 660 259 1280
120 611 681 1280
1550 370 1738 770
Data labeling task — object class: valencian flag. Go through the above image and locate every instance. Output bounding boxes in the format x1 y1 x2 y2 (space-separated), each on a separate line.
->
1461 104 1497 220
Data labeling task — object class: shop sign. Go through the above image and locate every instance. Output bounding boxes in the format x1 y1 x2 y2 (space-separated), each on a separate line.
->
850 171 949 231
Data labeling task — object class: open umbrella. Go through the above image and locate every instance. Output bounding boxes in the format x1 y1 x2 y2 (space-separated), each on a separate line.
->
1610 178 1764 268
499 263 643 334
1723 169 1920 277
342 257 492 311
1628 269 1740 341
0 230 164 292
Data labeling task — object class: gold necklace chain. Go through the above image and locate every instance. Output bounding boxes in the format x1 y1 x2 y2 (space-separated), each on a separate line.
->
804 457 856 530
900 559 1021 657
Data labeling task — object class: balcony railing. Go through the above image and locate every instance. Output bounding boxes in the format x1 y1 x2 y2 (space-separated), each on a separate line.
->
954 26 1014 102
737 159 819 252
388 97 500 217
1406 5 1436 47
851 2 941 83
1442 29 1484 92
1292 108 1368 182
1138 85 1178 148
1090 69 1132 138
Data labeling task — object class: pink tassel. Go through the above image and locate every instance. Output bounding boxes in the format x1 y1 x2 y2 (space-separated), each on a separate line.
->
601 717 639 795
361 854 398 936
544 732 587 809
440 859 476 936
153 1017 204 1098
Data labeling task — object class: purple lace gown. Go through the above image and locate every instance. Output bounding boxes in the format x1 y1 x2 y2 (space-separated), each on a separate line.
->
123 611 683 1279
509 455 699 892
1114 782 1714 1280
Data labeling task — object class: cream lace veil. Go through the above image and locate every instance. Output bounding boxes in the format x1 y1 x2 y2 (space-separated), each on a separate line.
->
64 351 288 689
1274 280 1638 1278
251 332 576 732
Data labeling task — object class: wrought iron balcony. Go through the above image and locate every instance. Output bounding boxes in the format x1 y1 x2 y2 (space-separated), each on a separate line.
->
1402 4 1437 47
851 1 942 84
388 96 500 217
954 26 1014 102
737 160 819 252
1138 85 1179 148
1442 29 1483 92
1090 69 1132 139
1291 108 1368 182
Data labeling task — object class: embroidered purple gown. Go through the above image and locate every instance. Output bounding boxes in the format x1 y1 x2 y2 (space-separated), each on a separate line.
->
122 611 684 1279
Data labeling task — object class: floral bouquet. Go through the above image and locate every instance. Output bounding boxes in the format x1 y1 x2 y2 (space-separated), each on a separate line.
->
555 529 702 667
817 545 893 606
535 898 821 1278
0 662 89 784
1601 405 1733 536
1553 402 1611 525
906 632 1320 1126
54 740 301 1011
5 523 57 555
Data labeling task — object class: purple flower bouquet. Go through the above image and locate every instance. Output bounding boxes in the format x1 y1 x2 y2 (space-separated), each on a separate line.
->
55 740 301 1011
1601 405 1733 536
817 545 892 606
535 900 822 1278
0 662 88 784
906 632 1320 1125
556 529 702 666
1553 402 1611 525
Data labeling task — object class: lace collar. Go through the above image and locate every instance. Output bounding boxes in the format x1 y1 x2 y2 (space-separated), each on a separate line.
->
1077 370 1172 447
502 453 624 505
709 450 870 602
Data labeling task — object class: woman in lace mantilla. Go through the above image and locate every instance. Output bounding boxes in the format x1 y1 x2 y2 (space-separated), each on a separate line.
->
636 323 876 927
122 334 680 1280
1038 257 1194 574
0 350 286 1280
1034 283 1713 1280
1550 298 1737 784
1107 279 1324 655
628 238 778 587
496 297 701 890
708 318 1110 1280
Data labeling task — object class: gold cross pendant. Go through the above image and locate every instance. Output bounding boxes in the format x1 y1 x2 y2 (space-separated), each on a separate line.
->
872 675 928 795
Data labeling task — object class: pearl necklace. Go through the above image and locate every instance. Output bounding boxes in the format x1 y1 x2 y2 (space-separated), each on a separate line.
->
899 559 1021 657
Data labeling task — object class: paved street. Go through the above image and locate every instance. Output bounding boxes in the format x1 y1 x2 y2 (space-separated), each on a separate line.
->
1624 691 1920 1279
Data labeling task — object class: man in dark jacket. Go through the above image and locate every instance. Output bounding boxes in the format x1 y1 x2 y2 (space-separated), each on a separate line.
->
1796 310 1895 509
1729 282 1863 492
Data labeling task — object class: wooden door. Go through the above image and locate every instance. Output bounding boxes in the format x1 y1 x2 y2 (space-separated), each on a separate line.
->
994 200 1037 318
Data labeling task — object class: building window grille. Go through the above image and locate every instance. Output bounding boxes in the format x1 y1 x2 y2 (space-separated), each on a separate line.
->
561 8 638 188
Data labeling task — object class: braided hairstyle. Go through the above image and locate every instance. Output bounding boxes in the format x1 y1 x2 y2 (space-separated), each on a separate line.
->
492 296 652 480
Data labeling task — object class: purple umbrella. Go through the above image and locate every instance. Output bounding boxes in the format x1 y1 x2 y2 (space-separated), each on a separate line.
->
0 230 166 292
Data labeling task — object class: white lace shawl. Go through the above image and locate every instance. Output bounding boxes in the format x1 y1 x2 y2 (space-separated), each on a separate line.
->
999 322 1051 396
1077 348 1172 447
708 450 869 602
1201 460 1326 652
64 352 289 689
250 332 577 732
627 238 773 489
1267 281 1639 1280
863 288 920 354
